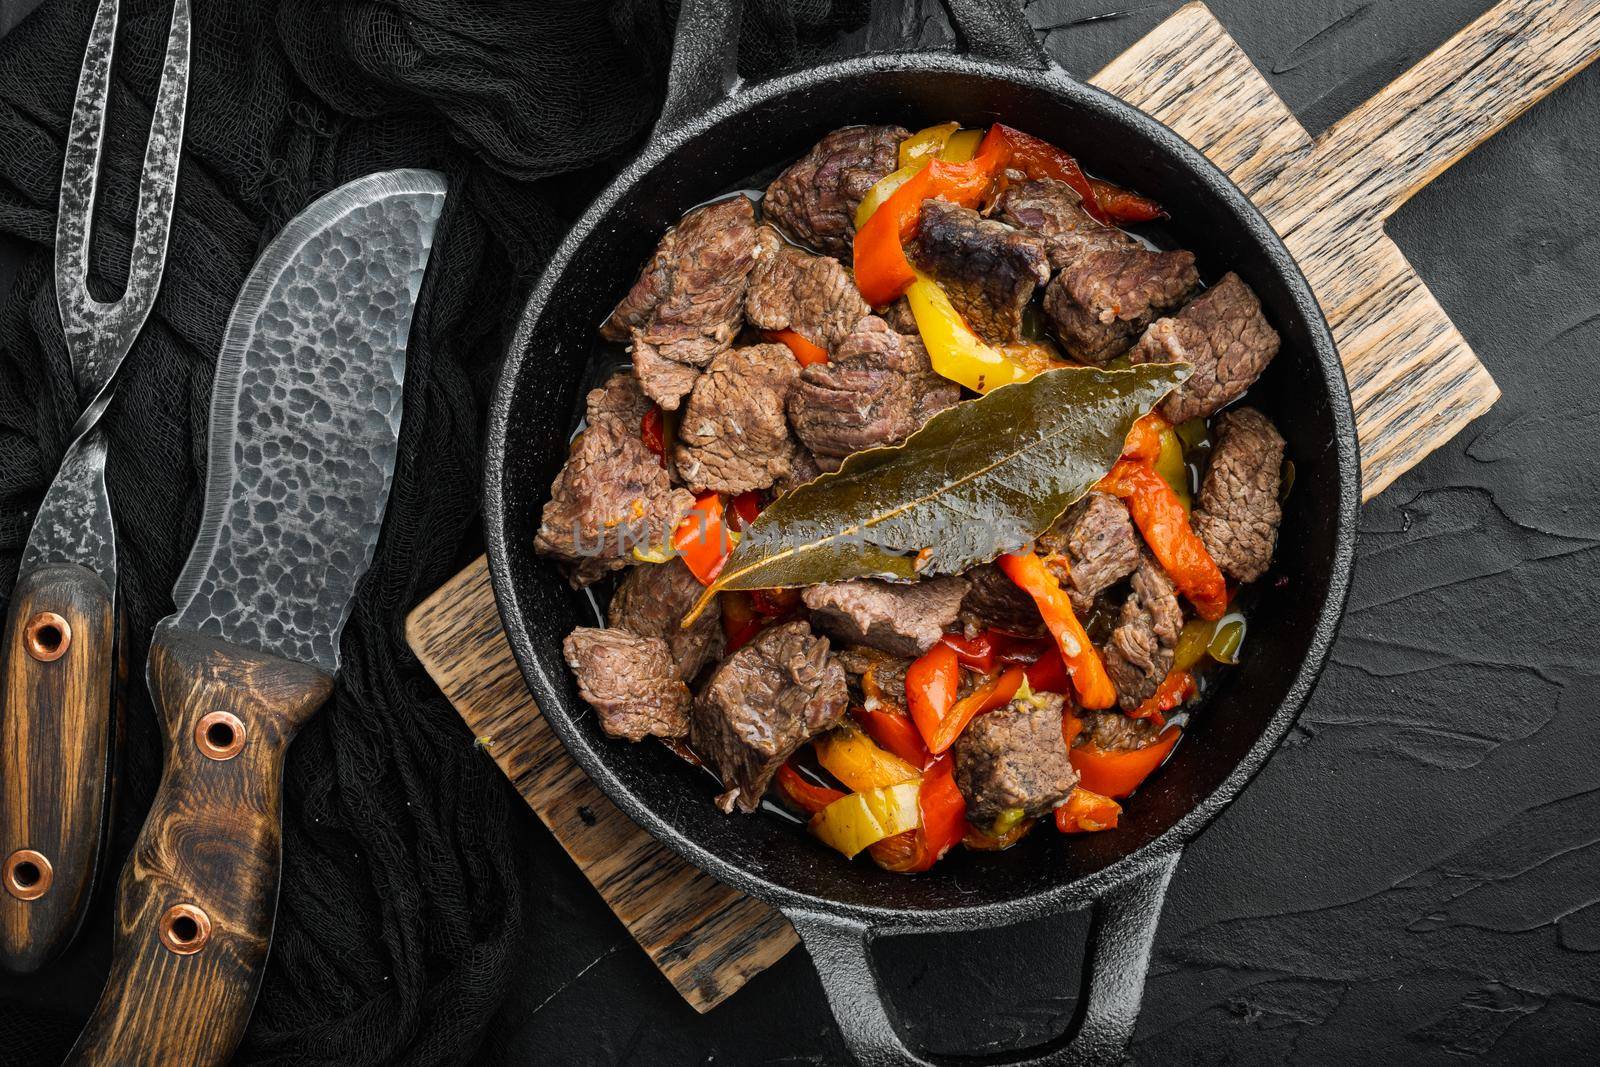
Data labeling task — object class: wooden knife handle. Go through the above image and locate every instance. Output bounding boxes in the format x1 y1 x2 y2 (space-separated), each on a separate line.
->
0 561 119 973
66 628 332 1067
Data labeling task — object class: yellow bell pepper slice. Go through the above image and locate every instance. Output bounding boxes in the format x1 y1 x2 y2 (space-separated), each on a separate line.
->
898 122 960 170
814 727 921 793
809 781 924 859
940 128 983 163
1154 424 1191 511
906 272 1032 393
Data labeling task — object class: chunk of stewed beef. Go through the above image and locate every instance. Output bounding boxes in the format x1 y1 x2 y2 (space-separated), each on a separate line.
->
905 200 1051 344
1101 556 1182 710
996 177 1136 270
610 559 724 681
1043 245 1199 365
692 620 848 813
763 125 908 259
1076 710 1163 751
836 646 913 711
600 197 764 409
745 232 870 352
1037 491 1140 615
673 343 801 495
786 316 958 472
802 576 969 659
563 627 691 741
1127 272 1280 422
959 562 1044 637
1193 407 1285 583
534 374 696 587
955 692 1080 822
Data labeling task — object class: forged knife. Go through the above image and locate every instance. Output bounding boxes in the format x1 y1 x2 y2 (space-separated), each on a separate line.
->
65 169 447 1067
0 0 189 972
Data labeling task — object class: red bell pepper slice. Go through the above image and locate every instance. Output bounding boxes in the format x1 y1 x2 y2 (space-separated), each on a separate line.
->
923 666 1024 755
750 586 799 618
775 762 846 815
1054 786 1122 833
1070 727 1181 799
905 643 960 752
672 492 733 585
1098 459 1228 620
728 491 762 531
869 754 967 873
997 552 1118 709
720 591 764 653
980 124 1167 225
764 328 830 367
1086 177 1166 224
1026 645 1071 694
851 705 930 769
640 406 666 466
1130 668 1195 725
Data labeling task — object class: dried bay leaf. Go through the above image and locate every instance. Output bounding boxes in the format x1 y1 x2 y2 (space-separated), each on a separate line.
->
686 362 1189 621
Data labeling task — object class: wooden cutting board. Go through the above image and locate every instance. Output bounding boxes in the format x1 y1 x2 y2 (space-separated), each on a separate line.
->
406 0 1600 1011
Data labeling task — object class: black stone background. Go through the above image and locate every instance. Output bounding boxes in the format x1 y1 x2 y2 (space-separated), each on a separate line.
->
2 0 1597 1063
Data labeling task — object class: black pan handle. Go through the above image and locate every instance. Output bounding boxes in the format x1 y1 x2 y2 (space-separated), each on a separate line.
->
652 0 1059 139
785 849 1181 1066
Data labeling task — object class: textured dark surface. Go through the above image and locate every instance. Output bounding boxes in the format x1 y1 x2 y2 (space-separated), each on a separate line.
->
2 1 1597 1065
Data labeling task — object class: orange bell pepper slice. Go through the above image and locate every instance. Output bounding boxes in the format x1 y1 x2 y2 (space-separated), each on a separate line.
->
775 762 846 815
1120 411 1171 464
922 666 1024 755
1070 727 1181 799
1055 786 1123 833
905 642 961 752
672 492 734 585
1098 459 1227 619
997 551 1118 709
764 328 829 367
851 705 930 769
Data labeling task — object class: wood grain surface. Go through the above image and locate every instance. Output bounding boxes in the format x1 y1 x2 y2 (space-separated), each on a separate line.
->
408 0 1600 1010
66 629 333 1066
405 561 798 1013
0 560 117 973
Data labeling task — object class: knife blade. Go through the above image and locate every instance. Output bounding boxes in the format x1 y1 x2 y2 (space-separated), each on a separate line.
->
0 0 190 973
65 168 447 1067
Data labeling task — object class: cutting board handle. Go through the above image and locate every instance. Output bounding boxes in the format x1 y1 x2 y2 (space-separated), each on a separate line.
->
1302 0 1600 219
65 628 332 1067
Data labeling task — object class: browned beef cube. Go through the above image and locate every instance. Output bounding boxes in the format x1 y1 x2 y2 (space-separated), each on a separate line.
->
673 343 801 495
774 446 823 497
1128 272 1280 422
878 295 919 334
1043 245 1199 365
692 621 848 813
1037 491 1140 615
745 231 870 352
1193 407 1285 583
835 645 913 712
996 177 1136 270
906 200 1050 344
600 197 765 410
954 692 1079 821
1075 710 1163 752
801 576 969 659
763 125 908 259
563 627 691 741
610 559 724 681
534 374 696 587
959 562 1044 637
1101 556 1183 710
786 316 959 472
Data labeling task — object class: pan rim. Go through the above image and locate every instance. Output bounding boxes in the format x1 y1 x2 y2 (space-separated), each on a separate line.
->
485 50 1360 929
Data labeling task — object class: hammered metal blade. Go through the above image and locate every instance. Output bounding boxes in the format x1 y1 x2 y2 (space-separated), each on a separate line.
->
54 0 191 404
18 435 114 580
166 170 447 672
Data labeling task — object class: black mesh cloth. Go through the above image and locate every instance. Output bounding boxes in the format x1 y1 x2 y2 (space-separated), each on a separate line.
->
0 0 867 1061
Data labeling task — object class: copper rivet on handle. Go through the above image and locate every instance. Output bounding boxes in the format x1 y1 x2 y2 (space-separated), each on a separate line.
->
195 711 246 760
159 903 211 955
23 612 70 662
3 850 52 901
